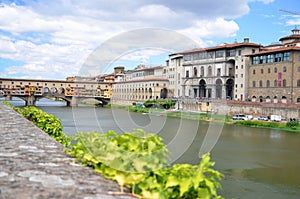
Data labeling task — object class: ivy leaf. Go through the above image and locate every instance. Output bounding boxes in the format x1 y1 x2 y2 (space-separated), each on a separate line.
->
166 175 179 187
179 178 192 196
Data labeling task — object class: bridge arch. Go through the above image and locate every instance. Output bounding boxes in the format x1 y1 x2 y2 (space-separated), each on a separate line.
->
58 87 65 94
50 87 58 94
43 87 50 94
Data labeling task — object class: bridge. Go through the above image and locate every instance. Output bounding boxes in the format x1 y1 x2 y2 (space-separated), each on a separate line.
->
0 78 112 106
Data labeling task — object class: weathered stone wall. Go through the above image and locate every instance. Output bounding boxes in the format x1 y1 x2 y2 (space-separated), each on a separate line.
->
0 102 136 199
178 99 300 120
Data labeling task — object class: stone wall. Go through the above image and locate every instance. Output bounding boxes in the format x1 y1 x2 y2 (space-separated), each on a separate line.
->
179 99 300 120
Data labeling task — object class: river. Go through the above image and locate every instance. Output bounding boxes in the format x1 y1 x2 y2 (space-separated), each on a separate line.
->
4 98 300 199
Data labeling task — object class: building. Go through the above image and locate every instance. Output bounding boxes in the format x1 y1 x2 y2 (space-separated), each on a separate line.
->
247 27 300 104
166 54 183 97
169 38 261 100
111 65 170 105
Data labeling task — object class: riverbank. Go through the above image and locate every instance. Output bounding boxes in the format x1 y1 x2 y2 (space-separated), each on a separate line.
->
105 104 300 133
0 102 137 199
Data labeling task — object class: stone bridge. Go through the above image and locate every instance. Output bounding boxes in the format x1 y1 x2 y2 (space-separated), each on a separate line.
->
0 78 112 106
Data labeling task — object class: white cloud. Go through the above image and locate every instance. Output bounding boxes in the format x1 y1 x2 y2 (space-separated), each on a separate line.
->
0 0 267 79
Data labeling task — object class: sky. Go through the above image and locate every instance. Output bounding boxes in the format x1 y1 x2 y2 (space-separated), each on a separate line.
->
0 0 300 79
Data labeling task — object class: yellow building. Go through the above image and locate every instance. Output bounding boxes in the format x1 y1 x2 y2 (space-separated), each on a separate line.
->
247 27 300 104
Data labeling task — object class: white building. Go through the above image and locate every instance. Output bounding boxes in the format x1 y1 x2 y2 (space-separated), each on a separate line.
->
168 38 261 101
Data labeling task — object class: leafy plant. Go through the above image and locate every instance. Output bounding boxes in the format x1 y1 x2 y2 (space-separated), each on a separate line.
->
67 129 224 198
143 100 176 109
286 120 299 129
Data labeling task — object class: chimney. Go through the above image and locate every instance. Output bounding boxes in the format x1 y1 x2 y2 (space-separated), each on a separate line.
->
244 38 249 43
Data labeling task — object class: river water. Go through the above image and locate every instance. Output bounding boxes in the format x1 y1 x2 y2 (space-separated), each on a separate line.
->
4 98 300 199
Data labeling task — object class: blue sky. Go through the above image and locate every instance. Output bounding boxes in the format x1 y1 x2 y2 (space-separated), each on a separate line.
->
0 0 299 79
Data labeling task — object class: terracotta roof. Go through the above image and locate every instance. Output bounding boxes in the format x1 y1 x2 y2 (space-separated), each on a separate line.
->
180 42 261 54
246 46 300 56
279 34 300 41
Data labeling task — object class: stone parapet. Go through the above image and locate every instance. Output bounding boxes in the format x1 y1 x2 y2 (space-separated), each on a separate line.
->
0 102 136 199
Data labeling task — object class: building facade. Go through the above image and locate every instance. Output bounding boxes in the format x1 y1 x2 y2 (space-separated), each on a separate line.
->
111 65 170 105
169 38 261 101
247 27 300 104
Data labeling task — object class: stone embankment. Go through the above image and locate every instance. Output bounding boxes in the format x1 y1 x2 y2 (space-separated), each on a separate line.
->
0 102 136 199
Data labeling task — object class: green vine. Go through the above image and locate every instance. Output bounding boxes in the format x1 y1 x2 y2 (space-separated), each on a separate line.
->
67 129 224 198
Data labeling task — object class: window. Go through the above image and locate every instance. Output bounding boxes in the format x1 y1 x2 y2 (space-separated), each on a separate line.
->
274 67 278 73
208 66 212 76
216 50 224 58
226 49 236 57
283 79 286 87
241 65 244 69
283 66 287 72
238 50 242 56
184 54 191 61
266 80 270 87
267 54 273 63
259 55 266 64
236 65 238 69
193 67 197 77
217 68 221 76
186 70 189 78
252 56 259 64
241 84 243 88
298 66 300 72
253 81 256 87
283 52 290 61
259 80 263 87
275 53 282 62
261 69 264 74
207 52 213 59
241 74 244 78
297 80 300 87
201 66 204 76
253 69 256 74
193 53 199 60
274 80 278 87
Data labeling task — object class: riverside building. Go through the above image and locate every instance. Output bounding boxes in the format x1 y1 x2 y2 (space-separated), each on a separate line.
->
247 27 300 104
111 65 170 105
168 38 261 101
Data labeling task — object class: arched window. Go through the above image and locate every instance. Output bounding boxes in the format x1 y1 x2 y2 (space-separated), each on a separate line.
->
193 67 198 77
261 69 264 74
297 80 300 87
283 66 287 72
259 80 263 87
283 79 286 87
274 80 278 87
253 69 256 74
274 67 278 73
266 80 270 87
